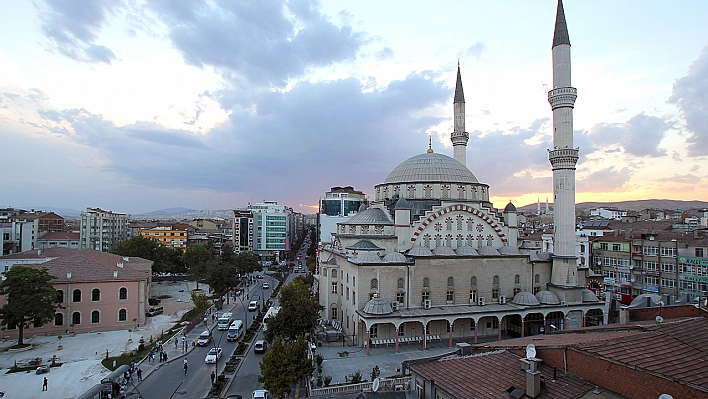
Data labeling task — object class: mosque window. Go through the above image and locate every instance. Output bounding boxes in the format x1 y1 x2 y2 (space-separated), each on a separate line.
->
445 234 453 247
466 218 474 230
434 234 442 247
407 185 416 198
514 274 520 285
370 325 378 338
423 277 430 288
493 275 499 286
456 234 464 247
471 276 477 287
447 277 454 287
383 186 388 199
332 270 338 279
423 234 431 248
476 223 484 232
486 234 494 246
471 187 478 200
476 234 484 247
535 274 540 284
376 187 380 199
361 225 369 234
466 234 474 246
445 217 453 230
423 185 432 199
393 186 400 197
446 290 454 304
456 215 464 230
374 226 384 235
370 278 378 289
441 185 450 199
396 292 405 304
398 278 405 289
349 225 356 234
434 223 442 232
457 185 466 199
323 268 328 277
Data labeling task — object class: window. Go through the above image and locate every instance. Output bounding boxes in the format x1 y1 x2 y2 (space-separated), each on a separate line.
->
73 289 81 302
54 313 63 326
323 268 327 277
92 288 100 302
396 292 405 304
370 279 378 289
446 290 454 304
118 309 127 322
470 290 477 304
661 278 676 288
346 273 349 283
72 312 81 325
352 292 355 305
612 243 621 251
660 247 676 257
513 288 521 296
119 287 127 300
600 242 609 250
535 274 540 284
57 290 64 303
514 274 520 285
91 310 100 324
492 289 499 301
352 277 355 286
661 263 675 273
331 307 338 320
398 278 405 289
643 246 658 256
533 286 540 294
332 270 338 279
644 276 658 287
422 291 430 301
644 261 658 272
696 248 705 257
423 277 430 288
369 325 378 339
331 282 338 294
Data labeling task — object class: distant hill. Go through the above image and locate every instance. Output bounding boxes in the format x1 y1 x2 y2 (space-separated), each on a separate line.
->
518 199 708 213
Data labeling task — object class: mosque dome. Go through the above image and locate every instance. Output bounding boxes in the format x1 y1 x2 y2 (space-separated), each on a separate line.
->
432 246 457 256
382 252 409 263
512 292 540 306
504 202 517 212
407 246 434 257
383 153 479 185
535 290 561 305
455 246 479 256
581 289 600 302
343 208 392 225
363 299 394 315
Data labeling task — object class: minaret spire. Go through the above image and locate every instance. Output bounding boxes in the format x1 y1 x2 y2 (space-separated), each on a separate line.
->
548 0 579 287
451 63 469 166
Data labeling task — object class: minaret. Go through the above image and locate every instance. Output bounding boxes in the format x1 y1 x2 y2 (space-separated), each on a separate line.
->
451 62 469 166
548 0 579 286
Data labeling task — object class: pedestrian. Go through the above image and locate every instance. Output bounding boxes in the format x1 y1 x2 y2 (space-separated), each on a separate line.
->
42 376 48 391
183 359 188 375
204 318 208 327
137 368 143 382
210 371 216 385
174 337 178 348
148 349 154 362
163 351 168 362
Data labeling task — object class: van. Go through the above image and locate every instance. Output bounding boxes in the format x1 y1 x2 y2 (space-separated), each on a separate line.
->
145 306 163 317
248 301 258 311
226 320 243 341
217 312 234 330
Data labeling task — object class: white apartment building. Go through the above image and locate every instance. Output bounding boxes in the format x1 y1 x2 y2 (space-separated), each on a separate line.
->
79 208 129 252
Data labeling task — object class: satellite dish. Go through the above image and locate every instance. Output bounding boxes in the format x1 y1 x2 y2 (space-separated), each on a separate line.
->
658 395 674 399
372 377 380 392
525 344 536 359
656 316 664 324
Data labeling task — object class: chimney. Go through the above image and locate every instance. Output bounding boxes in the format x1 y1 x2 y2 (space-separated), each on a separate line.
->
114 271 118 278
38 249 42 256
67 272 71 279
123 257 130 261
525 358 542 398
117 263 124 268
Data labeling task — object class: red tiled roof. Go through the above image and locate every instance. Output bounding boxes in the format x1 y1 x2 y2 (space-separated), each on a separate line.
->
0 247 78 260
410 350 594 399
26 249 152 283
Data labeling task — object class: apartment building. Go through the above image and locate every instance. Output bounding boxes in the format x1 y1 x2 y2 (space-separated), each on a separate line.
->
79 208 129 252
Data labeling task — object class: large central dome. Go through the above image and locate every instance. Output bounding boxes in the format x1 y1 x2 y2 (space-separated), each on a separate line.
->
383 153 479 184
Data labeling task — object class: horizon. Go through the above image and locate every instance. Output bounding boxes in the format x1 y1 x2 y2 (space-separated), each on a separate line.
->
2 1 708 215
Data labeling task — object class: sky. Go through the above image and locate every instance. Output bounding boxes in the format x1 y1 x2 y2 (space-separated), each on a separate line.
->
2 0 708 215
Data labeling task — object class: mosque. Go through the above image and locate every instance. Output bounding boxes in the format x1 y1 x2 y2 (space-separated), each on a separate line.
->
317 1 605 353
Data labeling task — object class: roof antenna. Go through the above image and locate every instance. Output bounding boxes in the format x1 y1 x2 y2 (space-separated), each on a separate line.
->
427 134 434 153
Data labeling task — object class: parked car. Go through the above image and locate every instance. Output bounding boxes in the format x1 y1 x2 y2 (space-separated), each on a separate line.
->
252 390 271 399
262 282 269 289
254 340 268 354
204 347 223 364
145 306 164 317
248 301 258 311
196 330 212 346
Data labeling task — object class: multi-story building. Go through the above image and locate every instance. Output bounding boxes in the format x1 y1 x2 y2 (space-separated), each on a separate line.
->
37 232 81 250
248 201 290 262
231 210 254 253
136 223 190 250
318 186 367 244
678 231 708 298
79 208 129 252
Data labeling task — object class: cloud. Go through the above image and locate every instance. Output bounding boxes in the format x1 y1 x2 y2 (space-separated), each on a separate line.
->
669 44 708 156
655 173 701 184
589 113 671 158
577 166 632 192
37 0 121 64
463 42 485 60
150 0 366 89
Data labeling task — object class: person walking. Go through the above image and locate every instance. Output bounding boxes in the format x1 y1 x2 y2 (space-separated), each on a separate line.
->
210 371 216 385
174 337 178 349
42 376 48 391
137 368 143 382
183 359 188 375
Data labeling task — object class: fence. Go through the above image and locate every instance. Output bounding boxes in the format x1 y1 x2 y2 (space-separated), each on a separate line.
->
309 377 411 397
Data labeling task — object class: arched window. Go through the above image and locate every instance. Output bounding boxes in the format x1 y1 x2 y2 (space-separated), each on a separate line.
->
514 275 520 285
471 276 477 286
119 287 127 300
332 270 338 279
92 288 100 302
57 290 64 303
72 312 81 325
493 275 499 286
447 277 454 287
397 278 405 289
72 289 81 302
91 310 100 324
118 309 127 322
535 274 540 284
370 279 378 289
423 277 430 288
54 313 63 326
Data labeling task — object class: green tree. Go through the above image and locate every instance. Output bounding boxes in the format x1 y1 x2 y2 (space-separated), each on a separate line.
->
206 260 240 298
264 279 323 343
220 242 235 262
234 252 261 276
182 245 213 290
259 336 313 398
0 267 61 346
190 291 210 311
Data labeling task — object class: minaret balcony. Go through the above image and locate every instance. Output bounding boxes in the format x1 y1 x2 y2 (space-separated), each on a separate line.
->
451 131 469 144
548 87 577 109
548 148 579 169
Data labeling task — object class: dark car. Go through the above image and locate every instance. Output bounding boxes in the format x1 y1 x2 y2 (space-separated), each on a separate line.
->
256 275 264 279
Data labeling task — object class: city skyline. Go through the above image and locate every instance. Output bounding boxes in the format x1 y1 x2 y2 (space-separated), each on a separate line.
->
2 1 708 215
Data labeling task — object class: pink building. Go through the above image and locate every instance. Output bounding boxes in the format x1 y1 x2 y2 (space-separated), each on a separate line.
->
0 249 152 337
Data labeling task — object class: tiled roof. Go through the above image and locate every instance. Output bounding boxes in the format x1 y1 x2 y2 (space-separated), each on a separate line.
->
0 247 78 260
410 350 594 399
37 231 80 241
26 249 152 283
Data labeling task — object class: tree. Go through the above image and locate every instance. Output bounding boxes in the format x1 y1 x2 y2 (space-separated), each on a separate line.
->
182 245 213 290
0 266 61 346
259 336 313 398
234 252 261 276
264 279 323 343
114 235 184 277
206 260 240 298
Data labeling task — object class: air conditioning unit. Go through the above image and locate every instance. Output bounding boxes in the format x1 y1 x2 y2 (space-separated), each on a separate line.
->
423 299 432 309
499 296 507 304
391 301 399 311
478 297 486 306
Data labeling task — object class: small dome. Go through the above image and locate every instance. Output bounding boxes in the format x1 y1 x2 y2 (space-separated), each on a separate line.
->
354 252 382 263
343 208 392 225
455 246 479 256
498 246 521 255
535 291 560 305
478 246 500 256
382 252 408 263
512 292 540 306
504 202 517 212
581 289 599 302
363 299 393 315
628 294 662 308
346 240 384 251
358 203 368 212
408 246 434 257
432 246 456 256
394 198 411 209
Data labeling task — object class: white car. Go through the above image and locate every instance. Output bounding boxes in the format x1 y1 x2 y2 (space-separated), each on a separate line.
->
252 390 271 399
204 347 223 364
262 282 269 289
248 300 258 311
196 330 212 346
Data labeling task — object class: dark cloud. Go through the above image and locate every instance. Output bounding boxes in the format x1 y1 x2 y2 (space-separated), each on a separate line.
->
150 0 366 88
37 0 121 63
589 113 671 158
38 73 448 202
669 44 708 156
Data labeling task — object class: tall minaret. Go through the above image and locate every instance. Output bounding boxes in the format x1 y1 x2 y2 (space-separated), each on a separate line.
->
451 62 469 167
548 0 579 286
